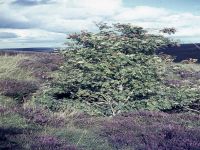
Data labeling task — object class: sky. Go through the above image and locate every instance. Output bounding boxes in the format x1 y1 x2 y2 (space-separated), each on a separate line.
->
0 0 200 48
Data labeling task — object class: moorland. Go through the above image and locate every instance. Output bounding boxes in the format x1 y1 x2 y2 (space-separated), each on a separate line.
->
0 23 200 150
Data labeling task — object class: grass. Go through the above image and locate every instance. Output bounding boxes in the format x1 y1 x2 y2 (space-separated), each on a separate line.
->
177 62 200 72
48 127 113 150
0 113 28 128
0 95 17 108
0 54 35 81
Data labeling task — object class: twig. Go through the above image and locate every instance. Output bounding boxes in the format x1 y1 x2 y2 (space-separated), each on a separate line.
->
192 43 200 50
76 129 87 146
100 94 116 116
183 106 200 114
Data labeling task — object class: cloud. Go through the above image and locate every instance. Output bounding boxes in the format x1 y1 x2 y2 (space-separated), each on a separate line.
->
20 0 122 20
0 32 18 38
0 0 199 48
0 3 35 29
0 28 65 42
0 28 66 48
7 0 122 33
0 15 34 29
113 6 200 42
73 0 122 15
12 0 52 6
114 6 169 21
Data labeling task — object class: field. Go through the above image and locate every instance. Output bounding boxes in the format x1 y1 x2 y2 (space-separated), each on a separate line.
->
0 51 199 150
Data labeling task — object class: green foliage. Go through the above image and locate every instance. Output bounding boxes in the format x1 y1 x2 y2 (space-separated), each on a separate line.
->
32 22 199 116
43 23 183 116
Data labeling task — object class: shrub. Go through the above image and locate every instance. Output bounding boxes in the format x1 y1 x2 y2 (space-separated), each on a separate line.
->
39 22 200 116
45 23 178 115
0 79 38 102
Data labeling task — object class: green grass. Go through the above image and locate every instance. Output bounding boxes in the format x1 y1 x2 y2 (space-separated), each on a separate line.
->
0 96 28 128
0 95 17 108
176 62 200 72
0 55 35 81
48 126 113 150
0 113 28 128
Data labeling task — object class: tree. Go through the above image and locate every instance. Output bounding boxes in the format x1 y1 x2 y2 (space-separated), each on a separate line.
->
46 23 180 116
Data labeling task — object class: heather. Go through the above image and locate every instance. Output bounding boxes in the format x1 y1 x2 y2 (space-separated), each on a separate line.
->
70 112 200 150
0 79 38 102
1 104 199 149
99 112 200 150
19 53 64 81
0 23 200 149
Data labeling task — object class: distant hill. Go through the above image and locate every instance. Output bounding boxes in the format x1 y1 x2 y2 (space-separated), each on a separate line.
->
0 47 56 52
1 44 200 62
158 43 200 62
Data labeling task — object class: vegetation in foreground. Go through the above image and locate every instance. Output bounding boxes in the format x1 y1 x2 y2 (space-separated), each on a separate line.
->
0 23 200 150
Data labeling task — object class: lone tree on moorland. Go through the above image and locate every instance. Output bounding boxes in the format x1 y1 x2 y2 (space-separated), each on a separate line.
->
51 23 178 116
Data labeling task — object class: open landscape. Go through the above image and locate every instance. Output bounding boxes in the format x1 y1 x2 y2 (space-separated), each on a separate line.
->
1 0 200 150
0 23 200 150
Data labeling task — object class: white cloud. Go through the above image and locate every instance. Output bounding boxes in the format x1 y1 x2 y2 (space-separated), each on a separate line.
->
19 0 122 18
0 0 200 48
50 0 122 11
113 6 200 43
114 6 169 21
7 0 121 33
0 28 66 48
74 0 122 15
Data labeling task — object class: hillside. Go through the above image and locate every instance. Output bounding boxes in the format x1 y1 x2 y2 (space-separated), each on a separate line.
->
158 43 200 62
0 51 199 150
1 0 200 149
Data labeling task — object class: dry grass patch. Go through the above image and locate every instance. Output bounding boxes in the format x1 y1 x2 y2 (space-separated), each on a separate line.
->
0 54 35 81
